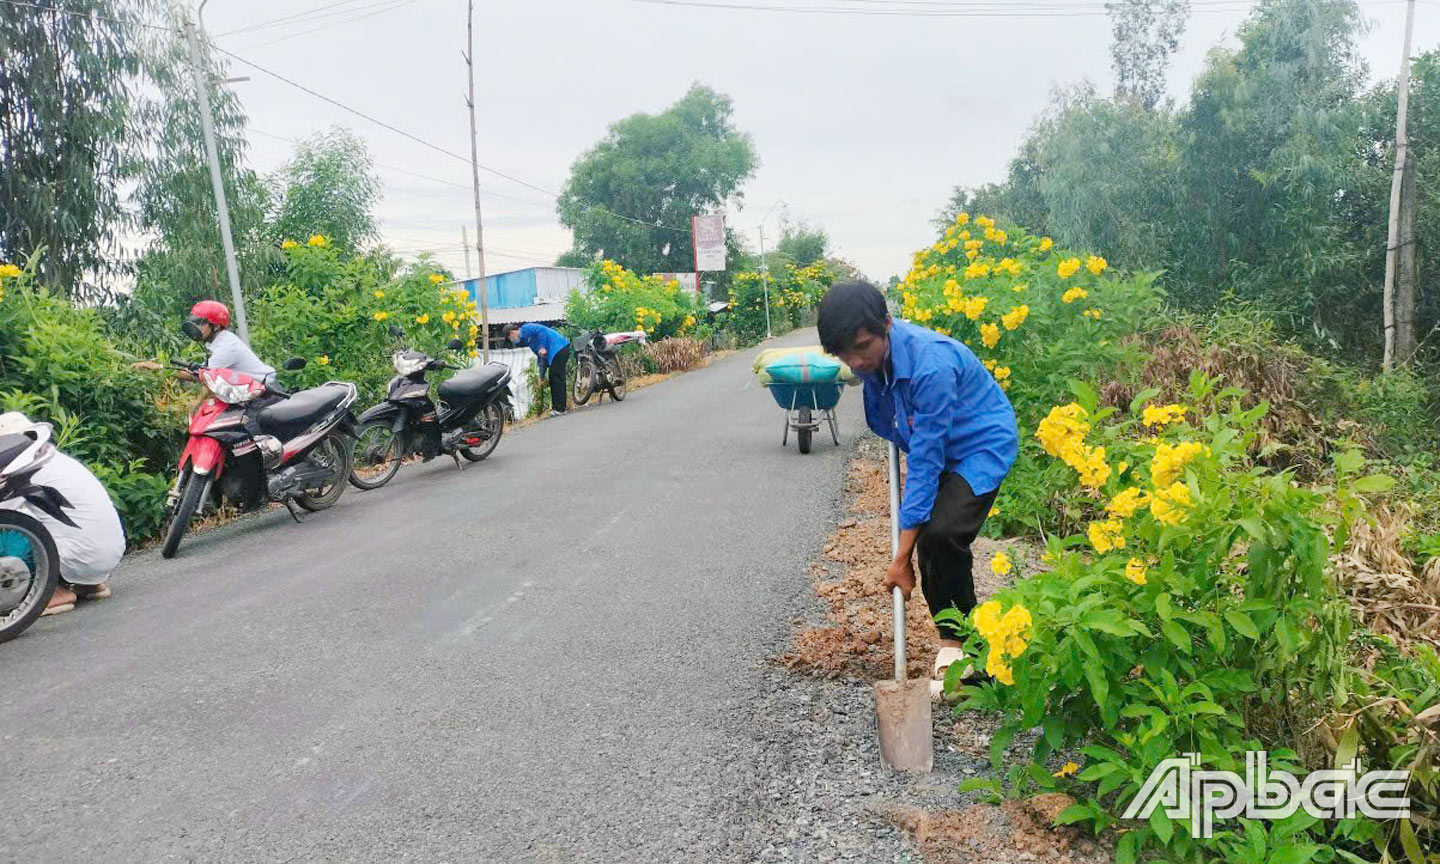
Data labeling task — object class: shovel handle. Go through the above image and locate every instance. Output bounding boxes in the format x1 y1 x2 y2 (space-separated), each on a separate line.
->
887 441 906 683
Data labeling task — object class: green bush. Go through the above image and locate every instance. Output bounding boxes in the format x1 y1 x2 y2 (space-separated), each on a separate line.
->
0 251 184 541
249 240 474 404
565 260 704 341
896 213 1438 861
726 261 835 345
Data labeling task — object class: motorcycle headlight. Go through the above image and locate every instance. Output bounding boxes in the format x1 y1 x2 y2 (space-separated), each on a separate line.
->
201 369 261 404
392 351 429 376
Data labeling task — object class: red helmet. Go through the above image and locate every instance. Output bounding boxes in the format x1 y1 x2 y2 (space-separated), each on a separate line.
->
189 300 231 328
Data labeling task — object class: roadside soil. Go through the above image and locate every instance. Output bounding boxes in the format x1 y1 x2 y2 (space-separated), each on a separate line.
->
771 434 1113 864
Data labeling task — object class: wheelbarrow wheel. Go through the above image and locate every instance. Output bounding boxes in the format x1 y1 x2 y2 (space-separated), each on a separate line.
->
797 405 813 454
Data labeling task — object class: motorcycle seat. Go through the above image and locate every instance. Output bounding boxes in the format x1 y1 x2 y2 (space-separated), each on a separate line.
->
437 363 509 403
256 384 350 441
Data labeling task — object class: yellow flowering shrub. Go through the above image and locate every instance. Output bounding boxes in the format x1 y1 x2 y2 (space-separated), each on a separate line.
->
568 259 708 342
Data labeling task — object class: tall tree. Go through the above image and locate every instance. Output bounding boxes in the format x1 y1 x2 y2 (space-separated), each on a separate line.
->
272 127 381 251
1105 0 1191 109
771 221 829 270
120 7 271 345
0 0 153 299
557 84 758 275
1173 0 1368 326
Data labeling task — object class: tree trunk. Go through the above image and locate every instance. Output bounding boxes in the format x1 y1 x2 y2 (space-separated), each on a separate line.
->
1396 147 1420 365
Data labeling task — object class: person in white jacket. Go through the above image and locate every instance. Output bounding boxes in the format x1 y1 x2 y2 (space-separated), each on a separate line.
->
0 413 126 616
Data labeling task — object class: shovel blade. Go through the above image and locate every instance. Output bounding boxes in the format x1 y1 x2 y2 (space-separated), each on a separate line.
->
874 677 933 772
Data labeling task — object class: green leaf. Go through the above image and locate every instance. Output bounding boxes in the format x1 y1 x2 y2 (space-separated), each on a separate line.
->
1077 762 1123 781
1238 517 1268 541
1055 803 1097 826
1269 845 1324 864
1333 725 1359 770
1156 592 1173 620
1275 617 1299 657
1244 819 1267 862
1068 379 1099 414
1128 387 1161 416
1334 449 1365 477
1351 474 1395 494
1162 620 1192 653
1225 609 1261 640
1149 808 1174 844
1115 831 1138 864
1400 818 1424 864
1081 607 1139 637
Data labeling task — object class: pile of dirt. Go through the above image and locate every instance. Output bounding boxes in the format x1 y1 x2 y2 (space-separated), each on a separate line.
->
889 795 1110 864
778 442 1025 682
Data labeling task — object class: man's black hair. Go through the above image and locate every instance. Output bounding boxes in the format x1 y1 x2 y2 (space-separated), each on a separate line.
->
502 322 522 336
817 280 889 356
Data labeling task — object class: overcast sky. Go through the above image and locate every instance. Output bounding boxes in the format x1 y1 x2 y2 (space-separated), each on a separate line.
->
200 0 1440 282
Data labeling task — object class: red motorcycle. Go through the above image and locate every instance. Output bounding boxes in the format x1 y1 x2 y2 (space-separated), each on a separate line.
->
161 358 358 558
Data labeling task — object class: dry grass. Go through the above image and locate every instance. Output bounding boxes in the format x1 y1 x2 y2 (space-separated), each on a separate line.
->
644 337 707 373
1098 324 1345 477
1333 502 1440 651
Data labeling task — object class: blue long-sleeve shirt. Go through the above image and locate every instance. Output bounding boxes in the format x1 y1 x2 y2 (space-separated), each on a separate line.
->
860 320 1019 530
517 323 570 370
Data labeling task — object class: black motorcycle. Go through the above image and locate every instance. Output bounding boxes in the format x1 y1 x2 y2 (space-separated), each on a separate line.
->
571 331 630 406
348 333 512 490
0 424 76 643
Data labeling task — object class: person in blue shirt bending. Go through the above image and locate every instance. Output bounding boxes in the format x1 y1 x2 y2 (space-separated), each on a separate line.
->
818 281 1019 698
504 322 572 416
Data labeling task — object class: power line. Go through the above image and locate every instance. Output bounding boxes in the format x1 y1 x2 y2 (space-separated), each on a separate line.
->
630 0 1409 16
211 46 694 236
214 0 386 36
248 128 554 208
229 0 427 51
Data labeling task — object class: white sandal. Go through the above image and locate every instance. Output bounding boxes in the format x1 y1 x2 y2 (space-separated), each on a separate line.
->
930 646 972 701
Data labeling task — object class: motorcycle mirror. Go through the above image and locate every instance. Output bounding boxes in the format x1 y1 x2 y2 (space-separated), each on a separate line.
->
388 324 404 338
446 337 464 350
282 357 307 370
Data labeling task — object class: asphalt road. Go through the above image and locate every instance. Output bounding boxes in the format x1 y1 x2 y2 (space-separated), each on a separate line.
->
0 329 869 863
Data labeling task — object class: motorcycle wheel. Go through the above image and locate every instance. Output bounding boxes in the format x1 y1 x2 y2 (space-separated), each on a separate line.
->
349 421 402 490
0 511 59 643
460 403 504 462
161 470 207 559
607 359 627 402
573 357 596 406
296 433 353 512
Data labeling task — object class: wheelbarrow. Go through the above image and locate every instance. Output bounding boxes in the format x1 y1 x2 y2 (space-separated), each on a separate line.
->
766 379 844 454
754 347 856 454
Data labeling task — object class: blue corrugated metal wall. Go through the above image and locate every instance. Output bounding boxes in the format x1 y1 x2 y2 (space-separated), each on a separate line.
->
462 269 538 309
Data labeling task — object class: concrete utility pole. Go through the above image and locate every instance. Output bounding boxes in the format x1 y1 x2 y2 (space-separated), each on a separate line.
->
464 0 491 363
462 225 473 279
1382 0 1417 371
757 200 785 340
184 0 249 342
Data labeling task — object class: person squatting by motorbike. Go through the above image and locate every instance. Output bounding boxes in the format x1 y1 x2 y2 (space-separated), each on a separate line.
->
0 413 125 617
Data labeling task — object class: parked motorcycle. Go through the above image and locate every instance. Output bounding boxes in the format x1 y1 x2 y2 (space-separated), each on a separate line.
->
571 330 644 406
0 422 75 643
161 358 358 559
348 333 512 491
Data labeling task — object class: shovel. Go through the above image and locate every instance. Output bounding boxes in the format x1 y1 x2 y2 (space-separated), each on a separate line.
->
873 441 933 772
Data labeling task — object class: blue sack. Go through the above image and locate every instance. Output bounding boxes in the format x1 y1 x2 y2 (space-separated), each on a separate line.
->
764 352 842 385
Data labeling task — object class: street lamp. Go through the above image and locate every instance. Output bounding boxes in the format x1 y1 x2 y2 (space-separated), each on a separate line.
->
757 200 785 339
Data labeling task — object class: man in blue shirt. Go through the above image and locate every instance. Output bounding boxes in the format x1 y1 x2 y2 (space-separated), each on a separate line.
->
504 322 572 416
818 281 1019 695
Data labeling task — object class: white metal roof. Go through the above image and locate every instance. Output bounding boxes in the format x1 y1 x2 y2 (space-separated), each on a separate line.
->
481 302 568 325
